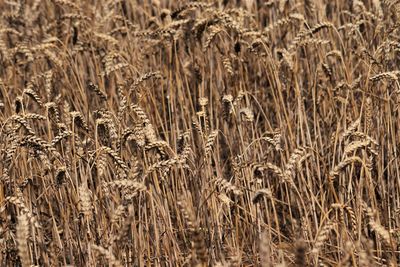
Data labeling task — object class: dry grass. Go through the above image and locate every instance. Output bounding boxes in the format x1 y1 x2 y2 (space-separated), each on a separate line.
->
1 0 400 266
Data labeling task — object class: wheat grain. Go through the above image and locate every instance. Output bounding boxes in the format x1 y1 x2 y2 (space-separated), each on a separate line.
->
177 195 208 266
16 213 30 267
78 185 92 216
91 244 123 267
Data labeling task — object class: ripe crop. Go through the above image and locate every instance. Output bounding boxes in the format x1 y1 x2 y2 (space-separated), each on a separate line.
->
1 0 399 266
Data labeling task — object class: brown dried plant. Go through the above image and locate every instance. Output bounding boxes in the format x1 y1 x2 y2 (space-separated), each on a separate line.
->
0 0 399 266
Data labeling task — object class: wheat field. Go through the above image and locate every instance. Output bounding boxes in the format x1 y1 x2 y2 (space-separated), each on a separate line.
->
1 0 400 266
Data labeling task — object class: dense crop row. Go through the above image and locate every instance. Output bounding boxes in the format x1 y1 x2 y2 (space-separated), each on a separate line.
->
1 0 400 266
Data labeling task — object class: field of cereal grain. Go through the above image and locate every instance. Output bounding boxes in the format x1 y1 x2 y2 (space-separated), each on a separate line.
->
1 0 400 266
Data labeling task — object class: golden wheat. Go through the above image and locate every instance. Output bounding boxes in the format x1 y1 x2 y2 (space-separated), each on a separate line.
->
1 0 399 266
